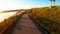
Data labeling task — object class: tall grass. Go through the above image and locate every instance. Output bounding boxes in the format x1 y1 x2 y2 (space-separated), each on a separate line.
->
28 6 60 34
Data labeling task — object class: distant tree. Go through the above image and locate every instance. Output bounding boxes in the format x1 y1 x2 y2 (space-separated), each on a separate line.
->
50 0 55 2
50 0 56 9
50 0 55 6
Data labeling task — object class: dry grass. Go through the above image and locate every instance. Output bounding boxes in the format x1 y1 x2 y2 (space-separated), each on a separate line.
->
0 11 25 34
28 6 60 34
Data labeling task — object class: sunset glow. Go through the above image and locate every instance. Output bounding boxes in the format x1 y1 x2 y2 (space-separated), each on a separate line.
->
0 0 60 11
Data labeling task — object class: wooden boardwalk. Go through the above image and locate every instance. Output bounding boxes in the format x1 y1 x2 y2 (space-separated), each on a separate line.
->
11 14 43 34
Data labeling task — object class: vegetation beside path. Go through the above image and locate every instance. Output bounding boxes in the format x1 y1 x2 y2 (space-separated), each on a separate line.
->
0 11 25 34
27 6 60 34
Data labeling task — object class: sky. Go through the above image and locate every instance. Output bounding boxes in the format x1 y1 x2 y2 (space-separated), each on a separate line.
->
0 0 60 11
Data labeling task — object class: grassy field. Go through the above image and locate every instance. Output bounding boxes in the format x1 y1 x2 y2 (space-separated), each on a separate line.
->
28 6 60 34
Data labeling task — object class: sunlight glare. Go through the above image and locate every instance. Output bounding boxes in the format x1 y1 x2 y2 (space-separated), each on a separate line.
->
0 0 31 12
0 12 16 22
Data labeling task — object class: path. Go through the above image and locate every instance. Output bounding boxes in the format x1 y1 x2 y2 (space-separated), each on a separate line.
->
11 14 43 34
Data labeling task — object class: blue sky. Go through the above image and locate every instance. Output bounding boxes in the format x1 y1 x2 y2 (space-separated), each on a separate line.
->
0 0 60 11
13 0 60 7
